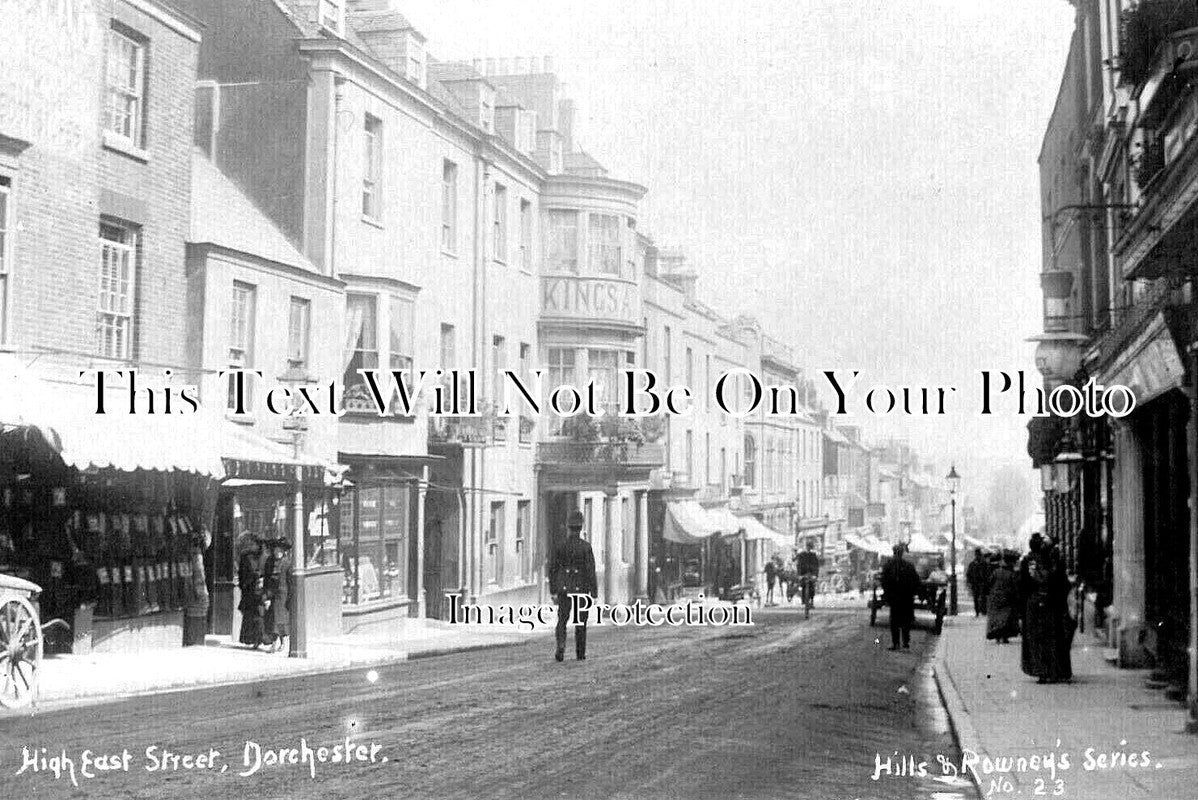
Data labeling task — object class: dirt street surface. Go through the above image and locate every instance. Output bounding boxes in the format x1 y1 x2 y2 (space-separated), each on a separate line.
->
1 607 976 800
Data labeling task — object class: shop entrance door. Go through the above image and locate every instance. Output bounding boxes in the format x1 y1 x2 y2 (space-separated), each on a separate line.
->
424 518 444 619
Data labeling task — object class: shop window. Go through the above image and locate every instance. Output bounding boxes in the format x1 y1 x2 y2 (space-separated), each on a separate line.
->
516 500 530 582
342 294 378 412
343 484 408 605
98 221 137 360
588 213 621 274
106 26 146 148
545 209 578 273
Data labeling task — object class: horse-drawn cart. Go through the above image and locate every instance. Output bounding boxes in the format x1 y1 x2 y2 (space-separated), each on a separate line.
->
0 573 46 708
867 549 948 635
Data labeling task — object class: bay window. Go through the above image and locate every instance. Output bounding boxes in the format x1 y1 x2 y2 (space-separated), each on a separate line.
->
588 213 621 274
342 294 378 411
545 210 578 272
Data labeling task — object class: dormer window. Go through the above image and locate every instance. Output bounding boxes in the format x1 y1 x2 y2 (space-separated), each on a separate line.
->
318 0 343 35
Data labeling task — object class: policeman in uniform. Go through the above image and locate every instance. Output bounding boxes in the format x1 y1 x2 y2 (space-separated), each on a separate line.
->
549 510 598 661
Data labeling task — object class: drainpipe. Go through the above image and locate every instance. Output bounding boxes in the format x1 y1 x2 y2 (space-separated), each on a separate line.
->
330 76 344 276
1187 342 1198 732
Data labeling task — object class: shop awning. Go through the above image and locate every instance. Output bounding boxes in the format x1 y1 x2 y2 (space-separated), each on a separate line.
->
705 505 746 536
738 515 792 548
663 501 721 544
0 358 332 480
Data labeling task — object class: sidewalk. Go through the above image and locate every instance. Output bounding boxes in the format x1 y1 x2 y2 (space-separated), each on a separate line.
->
934 611 1197 799
32 619 548 711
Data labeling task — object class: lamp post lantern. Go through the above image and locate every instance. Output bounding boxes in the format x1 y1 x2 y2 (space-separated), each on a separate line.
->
946 465 961 616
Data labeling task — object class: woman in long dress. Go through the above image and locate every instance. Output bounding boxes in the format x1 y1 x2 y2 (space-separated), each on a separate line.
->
985 552 1020 643
1020 536 1073 683
237 534 267 648
262 540 292 653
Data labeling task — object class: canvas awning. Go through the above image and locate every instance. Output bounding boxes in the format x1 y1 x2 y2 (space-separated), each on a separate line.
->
663 501 721 544
738 515 792 547
0 357 330 480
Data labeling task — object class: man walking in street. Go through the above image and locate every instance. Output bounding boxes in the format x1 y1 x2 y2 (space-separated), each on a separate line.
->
549 510 598 662
966 547 992 616
880 542 920 650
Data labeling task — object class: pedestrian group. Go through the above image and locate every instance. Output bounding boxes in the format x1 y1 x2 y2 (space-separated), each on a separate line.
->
237 531 293 653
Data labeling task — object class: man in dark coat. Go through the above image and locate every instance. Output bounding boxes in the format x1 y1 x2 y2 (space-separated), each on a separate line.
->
880 543 921 650
965 548 992 615
549 510 598 661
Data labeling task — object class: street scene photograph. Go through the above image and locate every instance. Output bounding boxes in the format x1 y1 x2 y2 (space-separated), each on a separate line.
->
1 0 1197 798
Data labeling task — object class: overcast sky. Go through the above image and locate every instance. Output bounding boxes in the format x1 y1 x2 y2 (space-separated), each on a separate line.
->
401 0 1077 506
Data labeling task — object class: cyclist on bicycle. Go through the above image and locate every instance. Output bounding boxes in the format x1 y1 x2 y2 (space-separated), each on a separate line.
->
796 540 820 607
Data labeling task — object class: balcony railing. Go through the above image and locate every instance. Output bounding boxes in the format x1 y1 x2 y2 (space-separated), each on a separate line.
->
536 440 665 467
428 415 491 445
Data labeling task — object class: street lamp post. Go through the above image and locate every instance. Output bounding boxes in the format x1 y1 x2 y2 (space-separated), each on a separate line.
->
946 465 961 616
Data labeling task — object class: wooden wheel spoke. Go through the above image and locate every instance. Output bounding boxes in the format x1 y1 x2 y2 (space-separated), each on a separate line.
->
13 659 31 692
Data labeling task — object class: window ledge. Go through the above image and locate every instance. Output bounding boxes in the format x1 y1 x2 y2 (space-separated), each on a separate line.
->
102 130 149 163
361 215 384 230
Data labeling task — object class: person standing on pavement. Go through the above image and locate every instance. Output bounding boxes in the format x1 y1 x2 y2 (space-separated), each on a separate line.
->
880 543 920 650
965 548 992 615
985 551 1021 644
237 533 267 649
1019 535 1073 683
549 510 598 662
764 558 778 606
262 538 293 653
183 526 212 646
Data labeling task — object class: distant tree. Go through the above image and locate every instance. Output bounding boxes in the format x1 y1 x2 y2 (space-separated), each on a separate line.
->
985 465 1036 539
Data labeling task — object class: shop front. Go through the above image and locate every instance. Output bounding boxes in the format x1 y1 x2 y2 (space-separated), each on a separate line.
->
1098 310 1192 686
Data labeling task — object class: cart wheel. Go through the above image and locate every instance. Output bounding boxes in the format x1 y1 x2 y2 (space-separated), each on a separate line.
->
0 596 42 709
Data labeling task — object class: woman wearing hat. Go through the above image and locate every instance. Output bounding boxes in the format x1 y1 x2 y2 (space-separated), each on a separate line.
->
262 538 293 653
237 533 267 648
